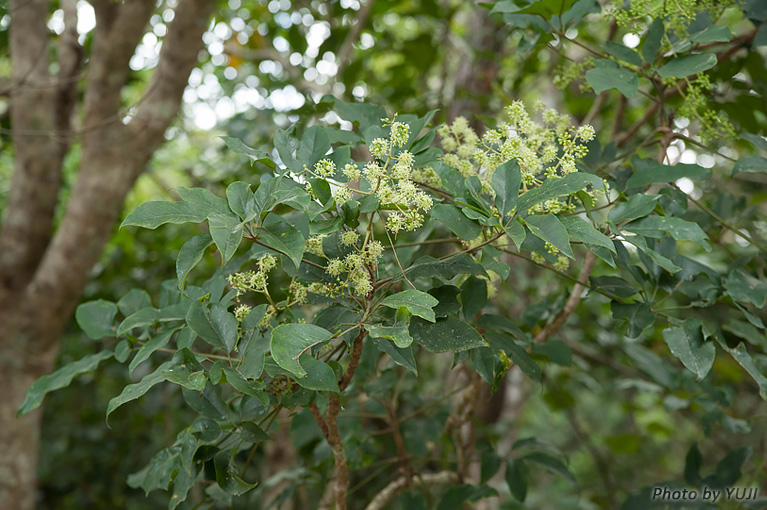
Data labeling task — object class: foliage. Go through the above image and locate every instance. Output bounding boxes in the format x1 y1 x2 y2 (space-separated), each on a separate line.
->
20 0 767 508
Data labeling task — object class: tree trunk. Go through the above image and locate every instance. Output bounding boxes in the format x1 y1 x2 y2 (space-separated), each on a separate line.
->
0 1 213 507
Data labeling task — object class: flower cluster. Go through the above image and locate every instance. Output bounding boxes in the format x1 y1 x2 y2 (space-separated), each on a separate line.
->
322 240 385 297
438 101 594 193
610 0 734 39
228 254 278 296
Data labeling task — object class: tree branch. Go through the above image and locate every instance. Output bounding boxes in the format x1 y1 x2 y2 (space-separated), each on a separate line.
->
365 471 460 510
0 0 61 302
131 0 215 148
335 0 376 78
533 251 597 343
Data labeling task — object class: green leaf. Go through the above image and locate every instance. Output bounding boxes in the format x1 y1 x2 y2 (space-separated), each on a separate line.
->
517 172 604 212
732 156 767 175
18 351 114 417
254 222 305 269
402 253 488 281
220 136 275 168
559 216 615 253
176 233 213 291
525 214 574 259
381 290 439 323
208 213 243 265
270 324 333 377
506 459 528 502
222 367 265 397
662 322 715 380
129 328 177 378
492 160 522 219
503 220 526 249
117 289 151 317
585 59 638 98
689 25 732 43
186 301 237 351
471 347 496 385
430 204 483 240
106 361 173 425
373 338 418 375
75 300 117 339
485 331 541 383
264 356 339 393
297 125 331 169
225 181 255 220
521 452 577 483
410 316 487 352
608 194 659 223
626 162 710 188
365 321 413 348
121 201 207 230
657 54 717 78
715 334 767 399
589 275 639 298
183 383 228 421
625 235 682 274
117 303 189 336
175 187 230 216
610 302 655 338
642 18 664 63
461 275 487 320
436 485 497 510
624 216 711 251
725 269 767 308
740 133 767 151
602 41 642 66
214 452 257 496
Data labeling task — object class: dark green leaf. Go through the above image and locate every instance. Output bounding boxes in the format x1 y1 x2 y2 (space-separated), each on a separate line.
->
521 452 577 483
381 290 439 322
586 59 638 97
626 162 710 188
461 275 487 320
642 18 665 63
410 316 487 352
176 233 214 291
610 302 655 338
732 156 767 175
182 383 228 420
221 136 275 168
186 301 237 351
18 351 114 416
297 126 331 169
662 322 715 380
214 452 257 496
106 361 173 424
129 328 177 378
373 338 418 375
525 214 574 259
485 331 541 383
689 25 732 43
590 275 639 298
431 204 483 240
657 54 717 78
270 323 333 377
506 459 528 502
436 484 498 510
624 216 711 251
602 41 642 66
208 213 243 265
402 253 488 281
725 269 767 308
560 216 615 253
75 300 117 339
608 194 659 223
254 222 305 269
121 201 207 230
225 181 255 220
715 334 767 399
492 160 521 219
517 172 604 212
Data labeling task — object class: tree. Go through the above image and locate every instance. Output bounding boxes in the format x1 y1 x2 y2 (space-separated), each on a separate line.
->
10 0 767 509
0 1 214 507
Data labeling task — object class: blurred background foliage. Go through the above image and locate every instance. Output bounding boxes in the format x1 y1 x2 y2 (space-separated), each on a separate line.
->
2 0 767 508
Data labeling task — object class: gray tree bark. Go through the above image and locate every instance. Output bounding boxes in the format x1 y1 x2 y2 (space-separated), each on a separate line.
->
0 1 214 507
